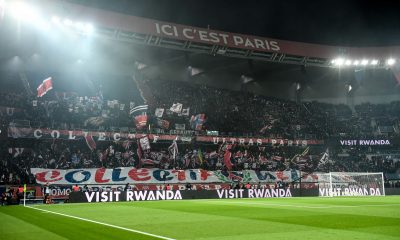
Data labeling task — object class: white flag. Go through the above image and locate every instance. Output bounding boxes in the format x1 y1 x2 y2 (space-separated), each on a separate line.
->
155 108 165 118
170 103 183 113
139 136 151 150
182 108 190 116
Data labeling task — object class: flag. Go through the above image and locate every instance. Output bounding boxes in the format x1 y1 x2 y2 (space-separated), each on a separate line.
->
100 148 109 162
141 159 159 166
259 124 272 133
155 108 164 118
290 146 310 162
156 118 170 129
135 61 147 70
259 154 268 164
272 156 283 161
37 77 53 97
190 114 206 130
168 139 178 160
139 136 151 150
180 136 192 143
23 184 26 193
85 135 96 151
189 67 204 76
130 105 148 115
8 148 24 157
181 108 190 116
135 115 148 129
318 148 329 167
209 151 218 158
301 146 310 156
184 156 191 168
85 116 106 127
170 103 183 113
198 149 203 164
224 144 233 170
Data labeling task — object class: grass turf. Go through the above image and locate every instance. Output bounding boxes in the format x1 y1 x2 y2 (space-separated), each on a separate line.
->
1 196 400 240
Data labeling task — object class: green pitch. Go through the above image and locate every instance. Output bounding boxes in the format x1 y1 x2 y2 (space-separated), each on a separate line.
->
1 196 400 240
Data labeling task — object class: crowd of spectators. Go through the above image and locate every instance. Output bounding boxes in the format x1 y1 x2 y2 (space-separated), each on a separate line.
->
1 138 321 184
1 78 399 139
0 77 399 185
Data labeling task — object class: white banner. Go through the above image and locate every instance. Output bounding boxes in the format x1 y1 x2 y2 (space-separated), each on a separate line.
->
30 168 314 185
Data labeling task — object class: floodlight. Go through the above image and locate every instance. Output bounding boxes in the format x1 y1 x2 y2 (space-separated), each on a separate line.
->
387 58 396 66
52 16 60 24
371 60 378 65
361 59 368 65
75 22 85 31
353 60 359 66
334 58 344 66
345 60 352 66
84 23 94 34
9 2 39 22
63 19 73 26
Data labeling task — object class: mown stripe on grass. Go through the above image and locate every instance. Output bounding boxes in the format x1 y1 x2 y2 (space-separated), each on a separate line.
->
26 206 176 240
203 200 400 209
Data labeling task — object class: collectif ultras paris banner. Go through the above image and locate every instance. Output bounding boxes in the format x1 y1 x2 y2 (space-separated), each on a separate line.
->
30 168 318 185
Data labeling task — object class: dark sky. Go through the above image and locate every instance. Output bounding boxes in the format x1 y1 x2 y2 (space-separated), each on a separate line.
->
72 0 400 47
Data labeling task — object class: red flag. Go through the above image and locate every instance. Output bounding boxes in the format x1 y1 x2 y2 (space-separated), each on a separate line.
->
224 144 233 170
37 77 53 97
135 115 148 129
100 148 109 162
272 156 283 161
84 135 96 151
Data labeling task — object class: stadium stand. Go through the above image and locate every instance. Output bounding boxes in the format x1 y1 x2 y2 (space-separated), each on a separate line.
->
0 75 399 185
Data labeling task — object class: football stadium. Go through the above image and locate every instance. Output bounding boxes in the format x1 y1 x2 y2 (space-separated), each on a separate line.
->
0 1 400 239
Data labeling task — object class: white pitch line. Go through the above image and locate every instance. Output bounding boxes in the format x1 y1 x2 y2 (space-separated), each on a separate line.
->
203 201 400 209
25 206 176 240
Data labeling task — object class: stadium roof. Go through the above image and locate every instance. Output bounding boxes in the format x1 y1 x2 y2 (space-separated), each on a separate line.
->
0 0 399 101
71 0 400 47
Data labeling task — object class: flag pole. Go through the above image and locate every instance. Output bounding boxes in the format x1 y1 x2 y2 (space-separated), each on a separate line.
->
23 184 26 207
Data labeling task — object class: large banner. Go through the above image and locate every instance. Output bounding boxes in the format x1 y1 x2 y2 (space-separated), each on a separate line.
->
9 126 324 146
69 189 293 203
31 168 314 185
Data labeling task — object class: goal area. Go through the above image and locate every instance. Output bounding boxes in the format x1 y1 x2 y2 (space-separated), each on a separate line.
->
318 172 385 197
